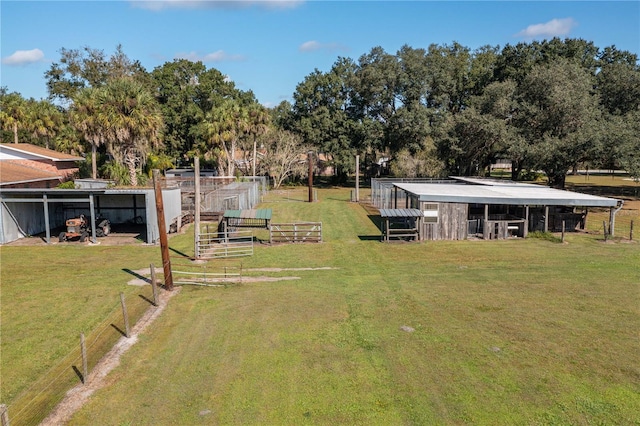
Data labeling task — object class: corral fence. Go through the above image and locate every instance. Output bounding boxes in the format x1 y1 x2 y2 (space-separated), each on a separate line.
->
269 222 322 243
370 178 455 209
584 208 638 241
175 177 268 218
196 229 254 259
3 271 162 426
268 188 318 203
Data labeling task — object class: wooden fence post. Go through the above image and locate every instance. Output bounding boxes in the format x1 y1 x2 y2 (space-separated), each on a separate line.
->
561 220 565 243
150 263 158 307
603 221 608 242
80 332 88 384
120 293 130 338
630 220 634 241
1 403 9 426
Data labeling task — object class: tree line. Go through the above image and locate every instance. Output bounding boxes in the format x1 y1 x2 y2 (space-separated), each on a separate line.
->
1 39 639 188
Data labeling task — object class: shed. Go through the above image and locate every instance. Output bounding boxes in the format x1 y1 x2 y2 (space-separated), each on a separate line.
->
0 187 181 244
379 208 423 241
391 178 621 240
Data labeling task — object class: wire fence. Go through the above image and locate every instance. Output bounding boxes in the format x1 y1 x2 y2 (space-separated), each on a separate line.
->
4 280 158 426
584 208 638 241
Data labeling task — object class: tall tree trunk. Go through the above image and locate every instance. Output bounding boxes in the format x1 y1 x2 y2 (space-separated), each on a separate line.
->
92 144 98 179
252 137 257 177
229 139 236 177
125 149 138 186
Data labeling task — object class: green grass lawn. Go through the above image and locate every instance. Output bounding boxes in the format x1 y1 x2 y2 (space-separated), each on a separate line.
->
3 187 640 425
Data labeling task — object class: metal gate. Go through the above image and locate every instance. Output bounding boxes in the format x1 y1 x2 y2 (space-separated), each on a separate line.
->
269 222 322 243
197 230 254 258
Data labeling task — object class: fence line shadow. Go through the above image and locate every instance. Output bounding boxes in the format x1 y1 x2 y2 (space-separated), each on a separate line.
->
71 365 85 384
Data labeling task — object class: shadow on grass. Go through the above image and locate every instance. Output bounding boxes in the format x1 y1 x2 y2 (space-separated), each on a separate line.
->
138 294 156 306
169 247 192 259
122 268 151 284
72 365 85 384
110 323 127 337
358 235 382 241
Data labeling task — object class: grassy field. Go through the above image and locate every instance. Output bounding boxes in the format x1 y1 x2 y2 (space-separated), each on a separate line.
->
2 186 640 425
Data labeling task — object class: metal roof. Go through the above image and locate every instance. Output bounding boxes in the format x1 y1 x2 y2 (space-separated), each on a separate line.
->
379 208 423 218
0 143 83 161
394 180 620 207
223 209 272 220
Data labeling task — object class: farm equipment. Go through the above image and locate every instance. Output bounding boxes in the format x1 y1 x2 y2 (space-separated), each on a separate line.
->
59 215 111 242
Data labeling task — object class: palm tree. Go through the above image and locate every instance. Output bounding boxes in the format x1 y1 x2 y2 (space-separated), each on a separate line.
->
100 78 163 186
203 98 250 177
70 87 106 179
0 89 27 143
28 99 63 149
247 104 270 176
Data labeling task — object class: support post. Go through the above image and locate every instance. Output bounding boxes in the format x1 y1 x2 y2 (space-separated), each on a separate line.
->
80 332 88 384
153 170 173 291
194 157 201 259
524 205 529 238
603 221 608 242
308 151 314 202
0 404 7 426
630 220 634 241
609 207 615 237
544 206 549 233
43 193 50 244
150 263 158 306
484 204 489 239
355 154 360 203
561 220 565 243
89 194 96 243
120 292 130 338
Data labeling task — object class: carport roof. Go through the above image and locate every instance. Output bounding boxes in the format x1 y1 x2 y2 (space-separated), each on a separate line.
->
394 179 620 207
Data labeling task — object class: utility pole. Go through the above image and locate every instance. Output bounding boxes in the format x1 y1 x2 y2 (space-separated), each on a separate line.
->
355 154 360 202
153 170 173 291
194 157 201 259
308 151 314 202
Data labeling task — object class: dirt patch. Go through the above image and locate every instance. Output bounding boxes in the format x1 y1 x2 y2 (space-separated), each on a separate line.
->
40 287 181 425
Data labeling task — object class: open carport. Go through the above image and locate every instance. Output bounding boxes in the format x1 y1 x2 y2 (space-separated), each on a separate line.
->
0 187 181 244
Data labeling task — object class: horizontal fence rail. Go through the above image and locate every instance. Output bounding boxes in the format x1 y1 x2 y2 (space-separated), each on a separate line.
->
197 230 254 259
172 267 242 286
269 222 322 243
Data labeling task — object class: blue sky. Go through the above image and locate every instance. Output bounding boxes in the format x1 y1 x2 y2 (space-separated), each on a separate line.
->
2 1 639 107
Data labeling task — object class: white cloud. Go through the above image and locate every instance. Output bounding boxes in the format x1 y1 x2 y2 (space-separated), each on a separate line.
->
175 50 246 62
516 18 577 39
299 40 348 53
132 0 303 11
2 49 45 66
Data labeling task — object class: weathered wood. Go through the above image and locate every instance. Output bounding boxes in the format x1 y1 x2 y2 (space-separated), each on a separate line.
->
562 220 565 243
80 332 88 384
630 220 634 241
544 206 549 233
1 403 9 426
355 154 360 202
120 292 130 338
153 170 173 290
603 221 608 241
